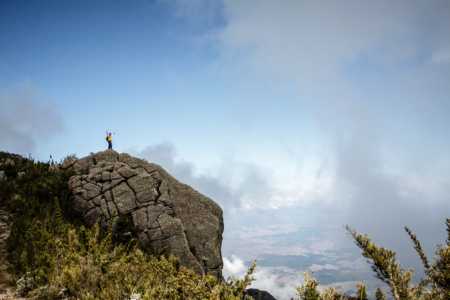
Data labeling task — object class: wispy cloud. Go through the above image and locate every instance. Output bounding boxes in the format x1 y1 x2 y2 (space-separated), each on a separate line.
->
308 263 339 272
0 82 65 155
215 1 450 85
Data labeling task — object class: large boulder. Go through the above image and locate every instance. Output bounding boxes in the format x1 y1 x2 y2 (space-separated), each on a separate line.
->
64 150 224 280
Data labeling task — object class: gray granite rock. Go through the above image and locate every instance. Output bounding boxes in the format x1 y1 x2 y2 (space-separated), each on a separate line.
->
112 182 137 214
100 198 110 219
136 189 156 204
61 156 78 169
158 214 184 237
101 171 110 181
104 190 113 202
147 204 164 227
48 164 60 173
110 178 124 189
117 166 137 179
68 177 82 189
107 201 118 216
67 149 224 280
131 207 148 231
244 289 277 300
139 231 151 248
83 183 102 199
72 156 95 173
73 195 95 212
110 171 122 181
148 228 165 240
92 195 102 206
127 173 154 194
93 150 119 163
85 207 102 223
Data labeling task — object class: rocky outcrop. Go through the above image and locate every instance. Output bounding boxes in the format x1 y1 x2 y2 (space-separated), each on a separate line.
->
244 289 277 300
63 150 224 279
0 171 6 182
0 159 15 166
0 154 27 167
48 164 60 173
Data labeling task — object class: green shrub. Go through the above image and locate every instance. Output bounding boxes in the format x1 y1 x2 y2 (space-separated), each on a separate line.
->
345 221 450 300
14 207 256 299
0 152 87 279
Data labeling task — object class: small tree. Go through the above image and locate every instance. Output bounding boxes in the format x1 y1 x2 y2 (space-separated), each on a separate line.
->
294 271 320 300
356 283 368 300
375 287 386 300
321 286 345 300
345 218 450 300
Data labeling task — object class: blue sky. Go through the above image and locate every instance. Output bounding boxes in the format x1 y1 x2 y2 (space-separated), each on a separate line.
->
1 1 450 298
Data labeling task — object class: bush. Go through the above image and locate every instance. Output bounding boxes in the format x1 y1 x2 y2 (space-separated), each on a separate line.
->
0 152 87 278
345 221 450 300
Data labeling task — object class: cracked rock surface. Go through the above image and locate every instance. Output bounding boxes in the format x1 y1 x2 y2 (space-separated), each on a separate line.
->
63 150 224 280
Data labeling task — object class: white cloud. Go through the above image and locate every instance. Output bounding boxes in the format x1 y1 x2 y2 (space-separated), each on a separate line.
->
309 239 340 251
223 254 248 280
223 255 305 300
308 264 339 272
215 1 450 88
336 257 368 271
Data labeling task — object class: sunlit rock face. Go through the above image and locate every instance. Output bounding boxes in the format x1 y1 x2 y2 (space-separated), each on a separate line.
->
63 149 224 280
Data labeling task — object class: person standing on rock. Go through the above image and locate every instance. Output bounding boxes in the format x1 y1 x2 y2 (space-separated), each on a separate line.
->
106 130 115 150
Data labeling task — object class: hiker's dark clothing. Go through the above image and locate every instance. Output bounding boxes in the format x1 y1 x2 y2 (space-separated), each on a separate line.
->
106 134 114 150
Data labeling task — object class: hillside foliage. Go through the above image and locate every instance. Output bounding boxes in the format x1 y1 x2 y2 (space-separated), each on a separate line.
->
0 152 255 300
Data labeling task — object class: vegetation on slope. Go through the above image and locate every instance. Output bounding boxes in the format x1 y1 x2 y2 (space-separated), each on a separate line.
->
0 152 256 299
